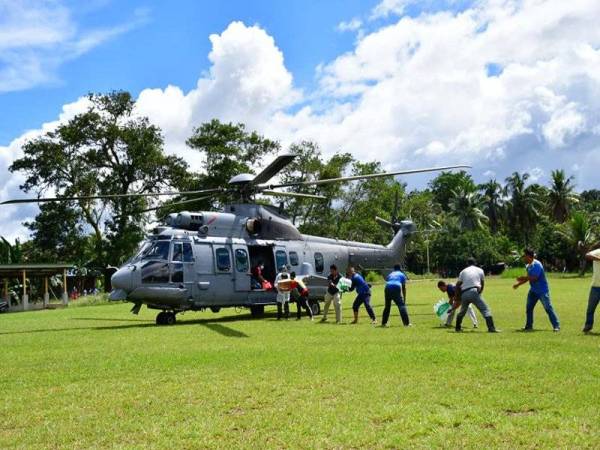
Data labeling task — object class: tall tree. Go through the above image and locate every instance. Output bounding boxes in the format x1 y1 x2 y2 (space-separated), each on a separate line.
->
428 171 476 212
10 91 189 266
448 188 488 231
504 172 543 245
548 169 578 223
557 211 599 275
179 119 280 210
479 179 504 233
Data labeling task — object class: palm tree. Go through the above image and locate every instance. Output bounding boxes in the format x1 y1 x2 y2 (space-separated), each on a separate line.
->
479 179 504 233
557 211 599 275
548 169 578 223
448 187 488 231
504 172 543 245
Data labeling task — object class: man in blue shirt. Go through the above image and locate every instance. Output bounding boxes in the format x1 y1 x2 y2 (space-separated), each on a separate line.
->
348 266 377 325
513 248 560 331
382 264 410 327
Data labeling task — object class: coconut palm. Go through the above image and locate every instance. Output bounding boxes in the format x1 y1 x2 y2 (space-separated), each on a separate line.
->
448 187 488 231
548 169 578 223
557 211 599 275
479 179 504 233
504 172 543 245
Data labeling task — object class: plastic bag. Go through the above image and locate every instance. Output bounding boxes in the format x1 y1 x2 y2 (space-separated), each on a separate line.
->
262 280 273 290
337 277 352 293
433 299 451 323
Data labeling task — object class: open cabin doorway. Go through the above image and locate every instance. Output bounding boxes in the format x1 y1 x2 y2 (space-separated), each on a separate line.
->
248 245 276 285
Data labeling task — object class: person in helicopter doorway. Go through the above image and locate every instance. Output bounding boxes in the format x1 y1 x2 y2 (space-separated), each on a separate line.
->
290 272 313 321
381 264 411 327
274 265 291 320
348 266 377 325
251 260 267 290
437 280 478 328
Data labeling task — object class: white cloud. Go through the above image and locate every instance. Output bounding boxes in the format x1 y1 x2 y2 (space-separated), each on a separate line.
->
337 18 363 32
370 0 410 20
0 0 147 93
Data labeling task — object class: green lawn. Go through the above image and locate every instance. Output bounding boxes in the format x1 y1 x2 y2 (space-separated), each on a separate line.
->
1 277 600 449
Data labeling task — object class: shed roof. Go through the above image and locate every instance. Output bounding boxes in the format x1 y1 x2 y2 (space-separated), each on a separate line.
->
0 264 73 278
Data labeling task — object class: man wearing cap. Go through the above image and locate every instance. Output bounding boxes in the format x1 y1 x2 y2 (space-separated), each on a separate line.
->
583 246 600 333
455 257 499 333
513 248 560 332
274 265 291 320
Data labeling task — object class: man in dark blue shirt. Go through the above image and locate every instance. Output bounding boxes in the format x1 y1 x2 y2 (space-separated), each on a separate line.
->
437 280 478 328
348 266 377 324
382 264 410 327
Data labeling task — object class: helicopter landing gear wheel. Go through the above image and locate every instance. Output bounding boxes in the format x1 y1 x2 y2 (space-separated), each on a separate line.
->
156 311 176 325
310 301 321 316
164 312 176 325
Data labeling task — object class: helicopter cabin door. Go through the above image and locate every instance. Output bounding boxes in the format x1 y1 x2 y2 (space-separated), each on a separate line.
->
232 245 251 291
170 241 195 299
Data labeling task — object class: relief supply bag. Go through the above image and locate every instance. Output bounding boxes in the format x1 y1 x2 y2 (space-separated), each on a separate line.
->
337 277 352 293
433 299 451 324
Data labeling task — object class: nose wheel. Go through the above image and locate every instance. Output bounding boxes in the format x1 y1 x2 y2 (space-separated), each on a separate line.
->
156 311 176 325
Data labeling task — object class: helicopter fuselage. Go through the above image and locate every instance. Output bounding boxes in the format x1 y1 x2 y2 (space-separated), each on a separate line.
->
109 204 416 320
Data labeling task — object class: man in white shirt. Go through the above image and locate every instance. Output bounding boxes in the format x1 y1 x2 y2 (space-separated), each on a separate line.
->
455 257 499 333
583 247 600 333
274 266 291 320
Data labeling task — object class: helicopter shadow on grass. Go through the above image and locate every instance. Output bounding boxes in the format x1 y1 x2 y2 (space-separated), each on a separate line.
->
0 313 268 338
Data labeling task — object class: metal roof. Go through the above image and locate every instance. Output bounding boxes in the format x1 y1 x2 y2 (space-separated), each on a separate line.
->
0 264 73 278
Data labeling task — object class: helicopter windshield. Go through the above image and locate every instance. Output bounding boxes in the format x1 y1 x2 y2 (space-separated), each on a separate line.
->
141 241 171 261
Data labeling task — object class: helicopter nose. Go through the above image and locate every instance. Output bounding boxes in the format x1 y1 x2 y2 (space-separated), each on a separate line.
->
111 267 134 292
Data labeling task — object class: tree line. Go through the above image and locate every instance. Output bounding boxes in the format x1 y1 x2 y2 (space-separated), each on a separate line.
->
6 91 600 275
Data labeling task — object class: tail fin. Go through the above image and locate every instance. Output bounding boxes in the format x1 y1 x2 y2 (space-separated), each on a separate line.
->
386 220 416 263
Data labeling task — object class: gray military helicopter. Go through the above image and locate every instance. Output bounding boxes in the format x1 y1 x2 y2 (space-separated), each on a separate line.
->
3 154 468 324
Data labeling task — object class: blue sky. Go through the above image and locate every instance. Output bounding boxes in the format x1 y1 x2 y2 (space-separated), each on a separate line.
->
0 0 384 144
1 0 600 241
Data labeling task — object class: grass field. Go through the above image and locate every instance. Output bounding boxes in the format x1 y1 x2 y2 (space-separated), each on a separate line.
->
2 277 600 449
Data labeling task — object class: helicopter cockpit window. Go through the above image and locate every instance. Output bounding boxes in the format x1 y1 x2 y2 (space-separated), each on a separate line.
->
275 250 288 270
141 261 170 284
235 249 249 272
142 241 170 261
314 252 324 273
215 248 231 272
289 251 299 266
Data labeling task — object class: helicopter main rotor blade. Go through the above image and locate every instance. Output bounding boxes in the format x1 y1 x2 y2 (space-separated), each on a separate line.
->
250 153 296 185
136 195 215 215
0 188 223 205
264 165 471 189
261 190 327 200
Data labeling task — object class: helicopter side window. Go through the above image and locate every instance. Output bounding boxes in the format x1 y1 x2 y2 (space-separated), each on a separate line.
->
275 250 288 271
183 243 194 262
172 243 183 262
314 252 324 273
215 248 231 272
289 251 299 266
235 249 249 272
142 241 170 260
